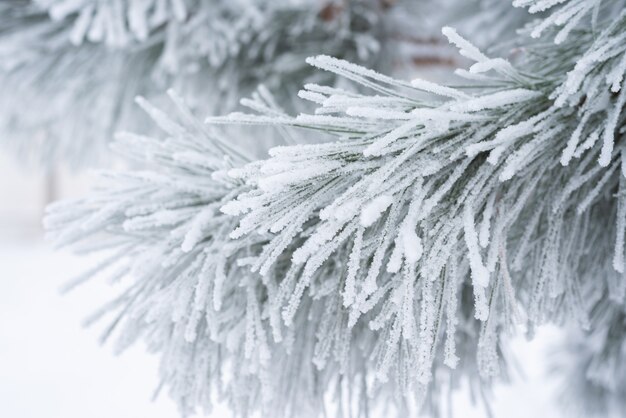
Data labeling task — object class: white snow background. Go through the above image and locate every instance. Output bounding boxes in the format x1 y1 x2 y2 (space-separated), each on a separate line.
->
0 145 564 418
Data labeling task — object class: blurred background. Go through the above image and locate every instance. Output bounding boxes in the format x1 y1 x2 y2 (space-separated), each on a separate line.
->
0 152 564 417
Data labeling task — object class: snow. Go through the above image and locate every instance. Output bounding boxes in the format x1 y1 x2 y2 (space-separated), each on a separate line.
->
360 195 393 227
410 78 468 99
401 226 422 264
258 159 341 191
450 89 541 113
469 57 514 74
441 26 489 63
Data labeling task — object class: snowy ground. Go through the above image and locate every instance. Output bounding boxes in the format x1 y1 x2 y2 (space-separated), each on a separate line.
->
0 153 564 418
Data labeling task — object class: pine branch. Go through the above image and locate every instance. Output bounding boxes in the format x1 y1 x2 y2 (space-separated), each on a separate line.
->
43 0 626 416
207 0 626 408
45 90 506 416
0 0 411 166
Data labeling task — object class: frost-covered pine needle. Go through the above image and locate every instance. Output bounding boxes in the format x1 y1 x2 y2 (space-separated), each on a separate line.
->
46 0 626 416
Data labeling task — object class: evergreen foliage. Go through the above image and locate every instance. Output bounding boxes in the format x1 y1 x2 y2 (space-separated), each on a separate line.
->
0 0 411 166
39 0 626 416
